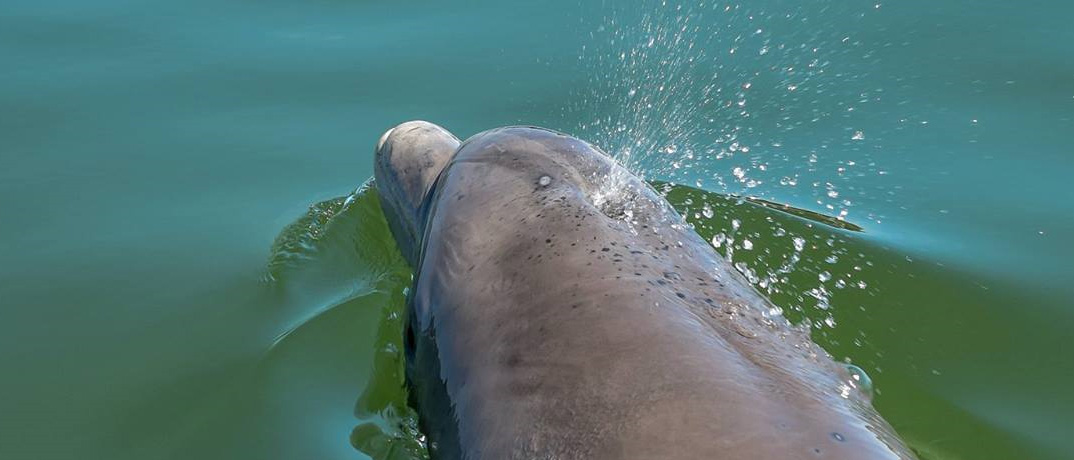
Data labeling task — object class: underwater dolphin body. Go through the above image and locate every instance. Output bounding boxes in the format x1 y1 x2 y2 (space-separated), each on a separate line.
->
374 121 915 459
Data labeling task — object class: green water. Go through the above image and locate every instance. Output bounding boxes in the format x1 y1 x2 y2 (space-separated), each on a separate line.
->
1 1 1071 459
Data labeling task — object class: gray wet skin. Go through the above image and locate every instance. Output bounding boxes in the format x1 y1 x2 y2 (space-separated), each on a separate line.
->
374 121 916 460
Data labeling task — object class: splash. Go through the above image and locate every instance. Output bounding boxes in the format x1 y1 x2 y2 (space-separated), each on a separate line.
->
659 182 876 339
571 0 891 222
567 1 898 347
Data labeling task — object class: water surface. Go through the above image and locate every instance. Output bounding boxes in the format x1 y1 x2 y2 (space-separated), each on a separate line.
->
1 1 1071 459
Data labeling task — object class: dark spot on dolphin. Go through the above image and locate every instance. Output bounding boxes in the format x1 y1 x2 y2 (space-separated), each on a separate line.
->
601 247 610 252
546 239 552 244
504 352 521 367
676 292 686 299
831 432 846 442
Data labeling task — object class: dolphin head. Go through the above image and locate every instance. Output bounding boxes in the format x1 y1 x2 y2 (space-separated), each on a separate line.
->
374 120 460 266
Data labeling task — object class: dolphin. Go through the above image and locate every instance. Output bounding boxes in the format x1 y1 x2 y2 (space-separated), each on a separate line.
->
373 120 916 459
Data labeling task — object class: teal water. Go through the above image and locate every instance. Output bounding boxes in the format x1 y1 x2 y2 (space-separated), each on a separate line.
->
1 1 1071 459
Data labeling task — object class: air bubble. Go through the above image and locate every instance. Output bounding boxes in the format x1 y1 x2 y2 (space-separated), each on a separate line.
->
842 363 875 400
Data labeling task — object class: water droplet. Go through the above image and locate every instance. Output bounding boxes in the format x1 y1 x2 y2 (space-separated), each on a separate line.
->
711 233 726 248
742 239 753 250
538 175 552 186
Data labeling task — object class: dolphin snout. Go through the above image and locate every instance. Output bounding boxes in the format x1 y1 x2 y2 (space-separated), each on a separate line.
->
373 120 461 266
376 126 395 153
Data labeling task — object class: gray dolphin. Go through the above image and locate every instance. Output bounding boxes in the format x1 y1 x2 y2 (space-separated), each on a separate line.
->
374 120 916 460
